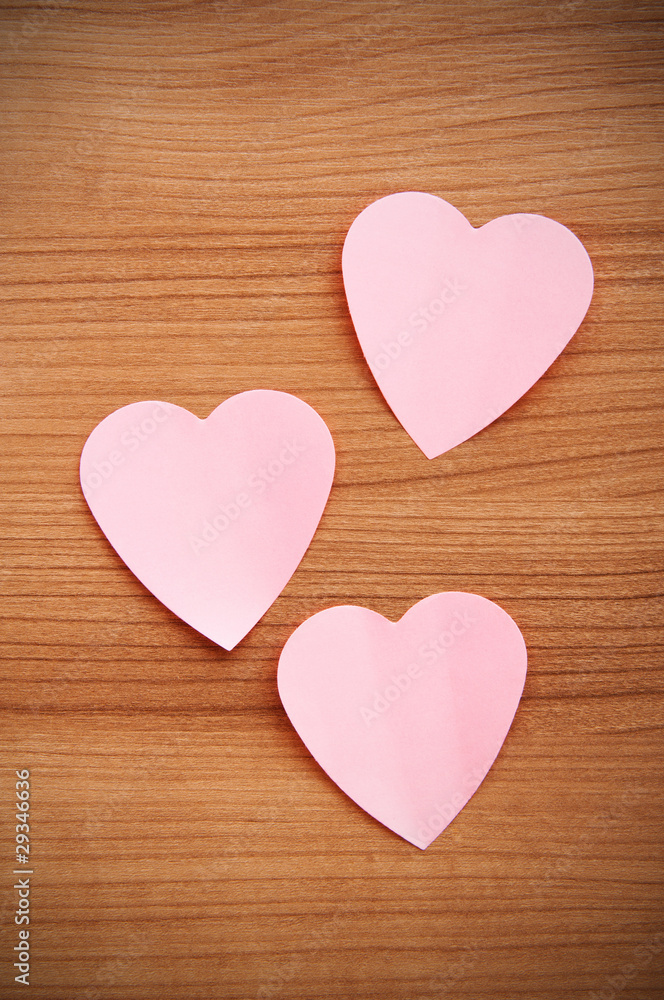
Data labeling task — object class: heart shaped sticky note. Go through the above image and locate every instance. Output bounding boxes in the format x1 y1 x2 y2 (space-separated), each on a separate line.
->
342 192 594 458
80 391 335 650
278 593 527 848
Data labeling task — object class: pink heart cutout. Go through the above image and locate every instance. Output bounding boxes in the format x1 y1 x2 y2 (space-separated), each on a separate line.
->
342 192 594 458
278 593 527 848
80 391 335 650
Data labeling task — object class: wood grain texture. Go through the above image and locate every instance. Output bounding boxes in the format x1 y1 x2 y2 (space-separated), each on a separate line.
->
0 1 663 997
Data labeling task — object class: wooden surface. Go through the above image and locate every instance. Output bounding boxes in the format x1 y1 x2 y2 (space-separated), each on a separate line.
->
1 2 663 997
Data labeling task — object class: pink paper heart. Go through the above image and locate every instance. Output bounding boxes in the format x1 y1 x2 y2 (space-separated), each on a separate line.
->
342 192 594 458
80 391 335 650
278 593 527 848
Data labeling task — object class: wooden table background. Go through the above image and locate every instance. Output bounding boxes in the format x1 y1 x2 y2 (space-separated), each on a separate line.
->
1 1 663 997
